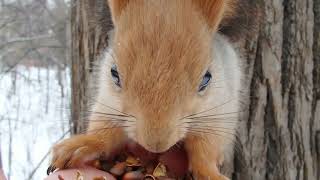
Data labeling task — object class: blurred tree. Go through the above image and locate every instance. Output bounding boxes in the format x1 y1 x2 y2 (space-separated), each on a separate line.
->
230 0 320 179
70 0 112 134
0 0 70 71
71 0 320 179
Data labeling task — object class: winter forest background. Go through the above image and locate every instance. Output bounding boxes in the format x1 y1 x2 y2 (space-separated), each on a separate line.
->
1 0 320 180
0 0 71 179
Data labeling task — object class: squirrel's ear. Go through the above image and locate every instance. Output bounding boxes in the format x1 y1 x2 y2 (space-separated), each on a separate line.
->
108 0 129 24
193 0 234 32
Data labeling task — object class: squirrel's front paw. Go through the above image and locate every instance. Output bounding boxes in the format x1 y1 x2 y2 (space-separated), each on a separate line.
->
49 135 104 172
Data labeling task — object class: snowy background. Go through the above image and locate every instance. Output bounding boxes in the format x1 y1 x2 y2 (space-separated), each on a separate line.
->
0 0 72 179
0 66 71 180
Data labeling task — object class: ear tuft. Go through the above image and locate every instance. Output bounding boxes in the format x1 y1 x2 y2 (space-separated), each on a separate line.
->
107 0 129 23
193 0 234 32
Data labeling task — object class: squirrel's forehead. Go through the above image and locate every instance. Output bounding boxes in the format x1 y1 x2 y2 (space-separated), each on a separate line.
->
112 14 211 83
116 51 208 80
113 46 210 91
114 37 210 76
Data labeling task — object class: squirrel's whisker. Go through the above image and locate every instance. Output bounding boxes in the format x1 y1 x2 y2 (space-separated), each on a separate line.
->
181 98 239 119
88 99 135 117
187 110 246 119
85 111 132 117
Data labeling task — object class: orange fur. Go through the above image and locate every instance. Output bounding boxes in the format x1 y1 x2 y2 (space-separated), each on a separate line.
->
50 1 238 179
51 122 126 168
107 0 129 23
192 0 235 31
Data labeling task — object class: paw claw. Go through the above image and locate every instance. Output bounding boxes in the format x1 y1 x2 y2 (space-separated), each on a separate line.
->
50 137 100 170
47 165 56 175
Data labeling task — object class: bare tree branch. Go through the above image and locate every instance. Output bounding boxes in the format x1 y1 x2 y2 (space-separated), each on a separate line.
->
0 34 54 50
27 128 71 180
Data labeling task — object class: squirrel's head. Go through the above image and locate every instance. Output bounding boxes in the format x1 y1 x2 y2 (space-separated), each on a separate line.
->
98 0 236 153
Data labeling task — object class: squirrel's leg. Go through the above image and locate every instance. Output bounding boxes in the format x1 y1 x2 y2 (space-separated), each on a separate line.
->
185 135 229 180
50 120 127 169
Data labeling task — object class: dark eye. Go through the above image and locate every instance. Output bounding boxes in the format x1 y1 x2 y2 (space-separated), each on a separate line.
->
198 71 212 92
111 64 121 87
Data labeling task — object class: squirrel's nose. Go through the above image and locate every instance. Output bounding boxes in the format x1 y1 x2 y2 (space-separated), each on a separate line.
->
150 141 162 152
139 133 173 153
142 139 165 153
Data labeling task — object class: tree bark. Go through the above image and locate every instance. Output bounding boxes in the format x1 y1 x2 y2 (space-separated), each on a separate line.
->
71 0 112 133
71 0 320 179
230 0 320 179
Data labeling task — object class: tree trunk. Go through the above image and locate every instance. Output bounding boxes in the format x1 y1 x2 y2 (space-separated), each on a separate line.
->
70 0 112 133
231 0 320 179
71 0 320 179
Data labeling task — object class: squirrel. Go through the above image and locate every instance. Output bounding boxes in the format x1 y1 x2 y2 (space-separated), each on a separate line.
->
49 0 255 179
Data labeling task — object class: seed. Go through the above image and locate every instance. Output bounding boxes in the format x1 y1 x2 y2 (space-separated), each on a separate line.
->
126 156 141 167
93 176 108 180
76 171 84 180
110 162 127 176
153 163 167 177
122 171 144 180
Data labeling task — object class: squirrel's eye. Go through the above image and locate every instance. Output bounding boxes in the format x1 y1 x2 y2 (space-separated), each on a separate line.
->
111 64 121 87
198 71 212 92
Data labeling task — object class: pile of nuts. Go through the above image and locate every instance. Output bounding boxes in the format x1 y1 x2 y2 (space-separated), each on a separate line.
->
52 142 192 180
93 142 192 180
94 157 166 179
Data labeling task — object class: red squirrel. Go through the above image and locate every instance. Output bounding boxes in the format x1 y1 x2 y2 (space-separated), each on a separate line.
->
50 0 244 179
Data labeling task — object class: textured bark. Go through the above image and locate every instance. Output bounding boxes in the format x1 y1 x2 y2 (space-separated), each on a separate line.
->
71 0 112 133
71 0 320 179
232 0 320 179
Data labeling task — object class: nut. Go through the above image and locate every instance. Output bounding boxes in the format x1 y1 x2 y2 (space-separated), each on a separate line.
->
76 171 84 180
93 176 108 180
110 162 127 176
126 156 141 167
122 171 144 180
153 163 167 177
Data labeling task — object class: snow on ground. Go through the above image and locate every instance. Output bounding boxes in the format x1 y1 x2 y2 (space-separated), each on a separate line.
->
0 66 71 180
